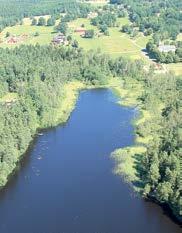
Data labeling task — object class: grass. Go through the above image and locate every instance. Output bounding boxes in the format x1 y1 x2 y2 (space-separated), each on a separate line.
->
0 93 18 103
136 110 151 125
0 16 56 47
109 77 143 106
69 17 182 74
111 146 146 190
55 78 114 125
69 17 149 60
23 15 51 25
165 63 182 76
107 77 155 191
134 34 151 48
109 75 169 193
54 81 86 124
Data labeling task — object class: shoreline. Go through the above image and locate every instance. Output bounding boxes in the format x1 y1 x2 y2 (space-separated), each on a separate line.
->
0 79 114 189
110 78 182 223
0 77 181 223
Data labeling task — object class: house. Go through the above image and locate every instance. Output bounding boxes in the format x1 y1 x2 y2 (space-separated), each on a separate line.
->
52 34 67 45
74 28 86 36
87 12 98 19
7 36 18 44
158 45 176 53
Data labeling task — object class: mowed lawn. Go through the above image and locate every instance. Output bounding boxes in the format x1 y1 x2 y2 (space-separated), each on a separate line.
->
69 17 148 60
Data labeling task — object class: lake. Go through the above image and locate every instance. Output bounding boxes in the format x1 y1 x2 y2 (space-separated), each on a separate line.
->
0 89 181 233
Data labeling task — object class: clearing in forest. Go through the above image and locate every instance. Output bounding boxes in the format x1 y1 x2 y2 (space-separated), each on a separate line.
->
69 17 150 60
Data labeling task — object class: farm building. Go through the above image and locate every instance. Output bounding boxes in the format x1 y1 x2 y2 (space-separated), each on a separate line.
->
52 34 67 45
158 45 176 53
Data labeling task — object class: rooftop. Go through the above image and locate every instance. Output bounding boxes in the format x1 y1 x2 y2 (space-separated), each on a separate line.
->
158 45 176 53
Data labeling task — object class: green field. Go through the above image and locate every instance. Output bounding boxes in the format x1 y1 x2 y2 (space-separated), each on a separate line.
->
69 17 149 60
0 16 57 47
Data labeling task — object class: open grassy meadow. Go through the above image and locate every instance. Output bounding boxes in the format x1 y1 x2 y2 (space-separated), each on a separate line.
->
69 17 149 60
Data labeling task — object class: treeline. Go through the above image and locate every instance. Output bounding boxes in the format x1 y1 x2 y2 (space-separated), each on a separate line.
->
0 0 91 32
137 72 182 218
31 16 56 27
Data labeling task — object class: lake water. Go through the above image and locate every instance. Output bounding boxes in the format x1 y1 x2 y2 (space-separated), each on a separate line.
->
0 89 181 233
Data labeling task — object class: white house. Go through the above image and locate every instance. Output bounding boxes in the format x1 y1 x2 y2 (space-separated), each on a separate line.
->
158 45 176 53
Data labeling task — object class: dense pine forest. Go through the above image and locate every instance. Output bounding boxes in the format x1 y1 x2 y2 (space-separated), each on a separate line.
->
0 0 181 223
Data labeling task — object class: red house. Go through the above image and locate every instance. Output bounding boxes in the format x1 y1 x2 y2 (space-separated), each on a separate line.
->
74 28 86 36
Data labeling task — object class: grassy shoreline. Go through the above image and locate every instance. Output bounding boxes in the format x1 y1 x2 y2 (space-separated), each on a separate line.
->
109 77 148 190
110 77 161 191
0 78 117 188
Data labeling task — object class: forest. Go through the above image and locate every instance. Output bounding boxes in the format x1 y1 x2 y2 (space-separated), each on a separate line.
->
0 0 181 223
0 0 91 32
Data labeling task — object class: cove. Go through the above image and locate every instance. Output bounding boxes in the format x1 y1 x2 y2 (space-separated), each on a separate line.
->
0 89 181 233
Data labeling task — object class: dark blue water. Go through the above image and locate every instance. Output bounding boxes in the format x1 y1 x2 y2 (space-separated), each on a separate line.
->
0 89 181 233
